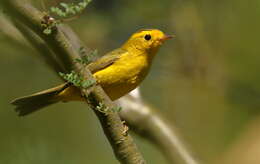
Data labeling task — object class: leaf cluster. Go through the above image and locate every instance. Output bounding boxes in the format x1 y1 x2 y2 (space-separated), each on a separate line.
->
50 0 91 18
41 0 91 35
96 103 122 113
41 14 58 35
75 49 97 65
59 71 96 88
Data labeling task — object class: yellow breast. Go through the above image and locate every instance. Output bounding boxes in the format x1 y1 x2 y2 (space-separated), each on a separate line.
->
94 51 150 100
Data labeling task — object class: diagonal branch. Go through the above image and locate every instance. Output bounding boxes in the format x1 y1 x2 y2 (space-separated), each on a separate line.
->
2 0 145 163
1 1 200 164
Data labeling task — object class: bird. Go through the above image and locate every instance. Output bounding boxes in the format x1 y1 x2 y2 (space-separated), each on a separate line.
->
11 29 173 116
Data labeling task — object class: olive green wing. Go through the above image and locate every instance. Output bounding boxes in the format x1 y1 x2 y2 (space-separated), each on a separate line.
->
87 48 127 73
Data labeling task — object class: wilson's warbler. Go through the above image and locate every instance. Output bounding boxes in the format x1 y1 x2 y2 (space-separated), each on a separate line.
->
12 29 173 116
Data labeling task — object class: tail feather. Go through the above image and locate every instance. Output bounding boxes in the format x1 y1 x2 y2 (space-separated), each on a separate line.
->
11 83 71 116
13 101 56 116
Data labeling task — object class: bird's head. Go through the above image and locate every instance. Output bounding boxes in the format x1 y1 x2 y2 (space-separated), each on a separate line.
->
122 29 174 54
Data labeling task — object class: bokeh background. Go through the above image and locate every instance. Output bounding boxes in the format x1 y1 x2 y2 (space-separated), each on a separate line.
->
1 0 260 163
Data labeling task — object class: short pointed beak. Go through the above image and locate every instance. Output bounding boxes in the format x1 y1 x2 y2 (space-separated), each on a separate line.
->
160 34 175 42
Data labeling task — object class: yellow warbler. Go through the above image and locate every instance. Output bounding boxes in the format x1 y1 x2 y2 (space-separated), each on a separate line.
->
12 29 173 116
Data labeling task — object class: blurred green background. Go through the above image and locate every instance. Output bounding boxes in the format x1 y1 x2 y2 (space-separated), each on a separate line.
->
1 0 260 163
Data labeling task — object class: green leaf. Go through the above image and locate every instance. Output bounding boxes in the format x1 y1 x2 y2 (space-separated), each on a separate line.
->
43 28 52 35
60 3 68 9
81 79 96 88
96 103 109 113
50 0 92 18
112 106 122 112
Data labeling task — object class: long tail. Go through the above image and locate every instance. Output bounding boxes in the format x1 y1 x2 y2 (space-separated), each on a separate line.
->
11 83 71 116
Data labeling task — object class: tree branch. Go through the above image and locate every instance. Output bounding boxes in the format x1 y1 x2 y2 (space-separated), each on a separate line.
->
1 1 200 163
2 0 145 163
118 92 200 164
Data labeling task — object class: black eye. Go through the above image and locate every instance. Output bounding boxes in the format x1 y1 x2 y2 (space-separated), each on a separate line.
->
144 34 151 41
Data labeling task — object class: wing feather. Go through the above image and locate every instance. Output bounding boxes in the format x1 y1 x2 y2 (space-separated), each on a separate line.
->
87 48 126 73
